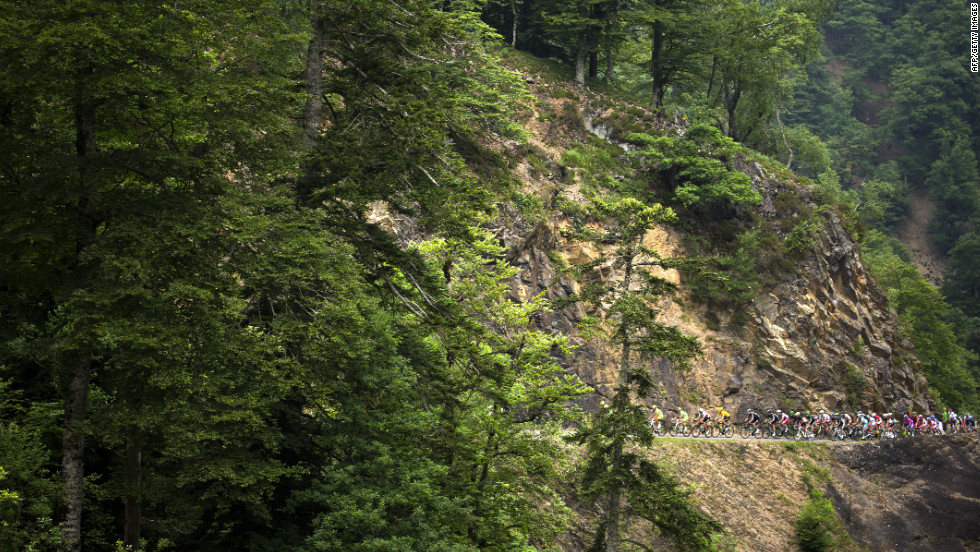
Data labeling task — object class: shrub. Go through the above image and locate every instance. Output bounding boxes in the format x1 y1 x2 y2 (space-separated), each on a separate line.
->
795 492 836 552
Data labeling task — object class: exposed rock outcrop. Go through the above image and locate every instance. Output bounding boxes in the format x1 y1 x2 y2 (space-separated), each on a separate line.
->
498 96 932 416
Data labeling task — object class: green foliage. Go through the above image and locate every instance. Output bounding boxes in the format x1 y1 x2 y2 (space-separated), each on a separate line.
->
925 133 980 252
782 125 833 177
564 196 704 550
627 124 761 211
857 178 910 230
682 230 761 317
786 216 821 256
0 0 598 550
512 189 547 223
0 380 62 550
862 231 980 412
838 361 866 411
631 460 724 552
794 490 836 552
944 231 980 316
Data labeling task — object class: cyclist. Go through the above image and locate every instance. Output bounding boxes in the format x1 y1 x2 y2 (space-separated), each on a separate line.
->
818 410 831 432
788 411 803 437
649 404 665 432
778 409 791 434
764 409 778 435
695 407 712 431
744 408 761 436
856 410 870 434
948 410 961 433
880 412 895 437
964 412 975 431
840 411 853 430
674 407 690 428
915 413 927 432
716 406 732 429
802 411 816 438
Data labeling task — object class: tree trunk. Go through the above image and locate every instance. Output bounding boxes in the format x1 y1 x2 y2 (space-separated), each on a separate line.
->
59 72 99 552
603 2 615 83
650 20 665 107
706 56 717 104
302 12 326 153
123 425 142 550
575 33 587 86
603 253 635 552
726 83 741 139
511 0 517 48
588 49 599 78
605 450 622 552
59 356 91 552
775 108 793 170
604 41 614 83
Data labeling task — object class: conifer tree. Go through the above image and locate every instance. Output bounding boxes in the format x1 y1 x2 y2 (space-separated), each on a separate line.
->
564 197 709 552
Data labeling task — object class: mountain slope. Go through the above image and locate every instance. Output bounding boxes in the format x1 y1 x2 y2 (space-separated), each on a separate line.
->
491 51 932 417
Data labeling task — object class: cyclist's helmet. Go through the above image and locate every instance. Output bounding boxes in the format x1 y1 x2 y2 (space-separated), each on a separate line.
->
747 408 753 413
776 409 782 413
766 408 772 413
795 411 801 416
819 410 825 414
805 411 810 415
857 411 863 415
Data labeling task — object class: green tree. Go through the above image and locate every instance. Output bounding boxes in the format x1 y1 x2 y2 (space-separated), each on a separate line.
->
627 124 761 215
944 231 980 318
541 0 604 85
925 133 980 252
702 0 825 142
628 0 708 107
293 229 590 552
0 1 299 549
863 232 980 412
566 197 707 552
857 178 910 230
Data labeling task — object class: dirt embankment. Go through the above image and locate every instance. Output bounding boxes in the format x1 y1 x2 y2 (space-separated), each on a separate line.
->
896 188 947 285
829 434 980 551
613 435 980 552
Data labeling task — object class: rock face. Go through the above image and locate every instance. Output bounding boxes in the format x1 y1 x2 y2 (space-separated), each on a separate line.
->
497 99 932 416
729 159 930 415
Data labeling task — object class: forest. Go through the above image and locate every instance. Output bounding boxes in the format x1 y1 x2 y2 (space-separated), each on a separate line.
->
1 0 977 551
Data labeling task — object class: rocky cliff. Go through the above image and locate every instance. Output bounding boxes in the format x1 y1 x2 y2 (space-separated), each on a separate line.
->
494 57 932 417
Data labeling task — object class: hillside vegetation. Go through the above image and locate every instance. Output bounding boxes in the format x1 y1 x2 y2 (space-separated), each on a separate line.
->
0 1 976 551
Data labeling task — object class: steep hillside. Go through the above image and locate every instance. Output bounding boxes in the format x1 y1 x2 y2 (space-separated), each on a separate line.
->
491 52 932 417
637 435 980 552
